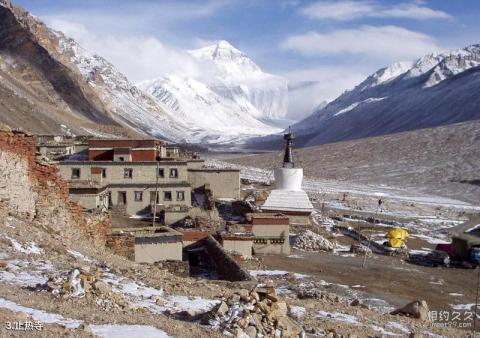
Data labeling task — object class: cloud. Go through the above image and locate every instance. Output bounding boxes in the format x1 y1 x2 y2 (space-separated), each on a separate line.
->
300 1 452 21
281 25 442 61
47 19 206 82
285 67 367 119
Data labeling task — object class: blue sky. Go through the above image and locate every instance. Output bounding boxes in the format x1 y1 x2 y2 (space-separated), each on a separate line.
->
14 0 480 113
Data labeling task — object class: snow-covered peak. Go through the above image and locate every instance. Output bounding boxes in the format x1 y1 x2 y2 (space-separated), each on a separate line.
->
189 40 262 79
360 61 413 91
407 44 480 82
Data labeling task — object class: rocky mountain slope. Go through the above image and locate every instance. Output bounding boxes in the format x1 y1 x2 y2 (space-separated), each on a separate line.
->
3 0 275 143
289 44 480 147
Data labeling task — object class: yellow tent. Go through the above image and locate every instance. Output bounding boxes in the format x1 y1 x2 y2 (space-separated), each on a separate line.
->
386 228 409 248
387 228 409 240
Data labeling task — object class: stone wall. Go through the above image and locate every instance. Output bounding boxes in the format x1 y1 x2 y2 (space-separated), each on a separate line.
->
204 235 251 282
105 233 135 260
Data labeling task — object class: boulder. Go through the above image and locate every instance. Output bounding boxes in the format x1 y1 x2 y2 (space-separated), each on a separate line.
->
92 281 112 295
244 325 257 338
276 315 303 337
391 300 429 321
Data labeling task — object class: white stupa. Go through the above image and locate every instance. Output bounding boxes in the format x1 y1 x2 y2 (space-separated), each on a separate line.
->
261 131 314 215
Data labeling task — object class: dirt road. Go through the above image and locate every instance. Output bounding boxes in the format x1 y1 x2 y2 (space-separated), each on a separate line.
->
261 250 477 312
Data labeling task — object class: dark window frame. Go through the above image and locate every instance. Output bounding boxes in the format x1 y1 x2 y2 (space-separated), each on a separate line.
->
158 168 165 178
164 191 172 201
124 168 133 179
101 168 107 178
169 168 178 178
71 168 81 179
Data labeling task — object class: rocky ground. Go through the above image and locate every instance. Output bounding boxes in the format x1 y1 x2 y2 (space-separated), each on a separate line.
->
0 209 469 338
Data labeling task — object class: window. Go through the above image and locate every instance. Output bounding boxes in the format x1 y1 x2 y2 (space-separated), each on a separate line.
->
158 168 165 178
124 168 133 178
71 168 81 179
176 191 185 201
118 157 125 162
101 168 107 178
164 191 172 201
169 168 178 178
134 191 143 202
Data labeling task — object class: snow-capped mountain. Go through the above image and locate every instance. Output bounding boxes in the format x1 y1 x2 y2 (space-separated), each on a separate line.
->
139 75 280 143
290 44 480 147
139 40 287 142
188 40 288 122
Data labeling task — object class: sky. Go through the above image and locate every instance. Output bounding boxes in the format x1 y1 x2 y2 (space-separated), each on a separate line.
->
15 0 480 120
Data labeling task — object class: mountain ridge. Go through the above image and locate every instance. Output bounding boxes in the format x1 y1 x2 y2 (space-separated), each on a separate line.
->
289 44 480 147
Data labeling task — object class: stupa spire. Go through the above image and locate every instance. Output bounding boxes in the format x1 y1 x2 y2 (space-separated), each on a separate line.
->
283 127 295 168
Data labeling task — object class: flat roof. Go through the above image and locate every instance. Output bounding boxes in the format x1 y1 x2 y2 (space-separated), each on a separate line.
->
188 168 240 172
108 182 191 188
59 161 188 166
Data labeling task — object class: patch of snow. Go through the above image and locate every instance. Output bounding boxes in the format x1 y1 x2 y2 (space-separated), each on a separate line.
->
450 303 476 310
387 321 410 334
0 266 47 287
80 128 120 139
289 305 306 318
102 274 164 299
102 273 217 316
466 224 480 233
334 97 387 117
449 293 463 297
249 270 289 278
371 324 399 336
317 310 358 324
293 273 310 279
89 324 171 338
2 235 43 255
411 234 449 244
409 249 431 256
334 244 351 253
66 250 92 262
0 298 82 329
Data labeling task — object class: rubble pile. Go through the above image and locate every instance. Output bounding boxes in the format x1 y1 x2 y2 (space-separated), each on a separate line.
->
33 267 128 310
295 282 348 304
293 230 335 252
202 286 303 337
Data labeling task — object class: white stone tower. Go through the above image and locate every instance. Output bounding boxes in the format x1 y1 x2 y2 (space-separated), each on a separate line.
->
261 131 313 217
